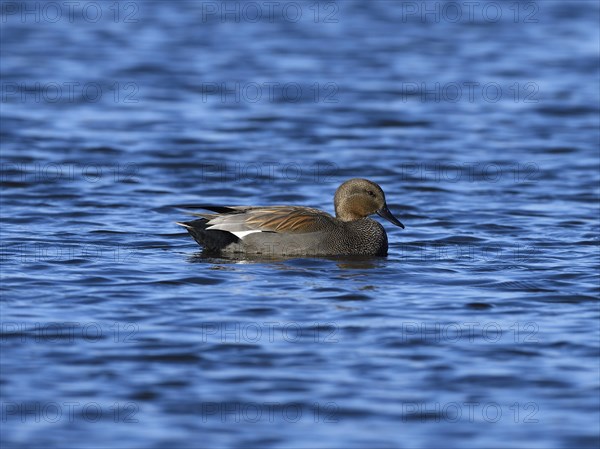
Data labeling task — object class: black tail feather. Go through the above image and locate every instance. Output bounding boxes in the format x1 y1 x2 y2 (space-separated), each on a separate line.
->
177 218 239 252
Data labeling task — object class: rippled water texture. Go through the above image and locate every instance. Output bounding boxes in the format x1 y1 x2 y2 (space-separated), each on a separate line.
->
1 1 599 448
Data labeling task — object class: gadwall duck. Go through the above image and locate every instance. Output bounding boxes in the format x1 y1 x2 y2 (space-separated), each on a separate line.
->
177 178 404 257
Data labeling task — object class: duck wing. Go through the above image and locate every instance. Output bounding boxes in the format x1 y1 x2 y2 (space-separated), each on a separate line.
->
193 206 335 235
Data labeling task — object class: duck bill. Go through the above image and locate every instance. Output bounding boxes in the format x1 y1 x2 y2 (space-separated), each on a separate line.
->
377 204 405 229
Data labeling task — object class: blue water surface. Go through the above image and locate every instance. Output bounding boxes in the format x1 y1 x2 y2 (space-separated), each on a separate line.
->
1 1 599 448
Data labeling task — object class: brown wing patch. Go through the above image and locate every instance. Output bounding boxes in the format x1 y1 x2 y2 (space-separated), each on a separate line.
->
245 207 331 233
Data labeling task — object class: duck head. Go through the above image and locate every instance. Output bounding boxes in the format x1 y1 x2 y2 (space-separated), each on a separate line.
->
333 178 404 228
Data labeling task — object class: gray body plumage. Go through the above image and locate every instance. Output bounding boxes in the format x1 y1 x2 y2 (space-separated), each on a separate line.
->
180 214 388 257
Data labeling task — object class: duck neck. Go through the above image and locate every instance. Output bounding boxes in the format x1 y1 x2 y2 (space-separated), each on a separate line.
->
335 197 368 222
